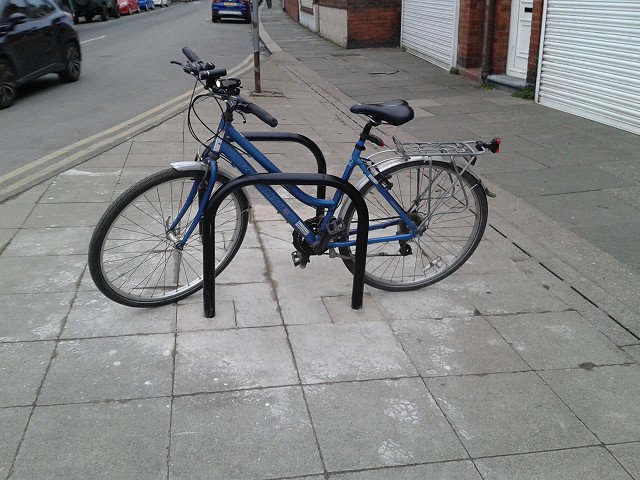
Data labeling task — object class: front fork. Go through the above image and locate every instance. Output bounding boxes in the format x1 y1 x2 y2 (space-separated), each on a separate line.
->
167 161 217 250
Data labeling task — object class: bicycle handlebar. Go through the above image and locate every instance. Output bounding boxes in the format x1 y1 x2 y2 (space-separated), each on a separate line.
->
181 46 278 128
182 47 202 64
242 101 278 128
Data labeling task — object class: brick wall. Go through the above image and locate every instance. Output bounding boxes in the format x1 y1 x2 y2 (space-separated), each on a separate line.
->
346 3 401 48
526 0 543 85
283 0 298 21
490 0 511 74
284 0 401 49
457 0 484 68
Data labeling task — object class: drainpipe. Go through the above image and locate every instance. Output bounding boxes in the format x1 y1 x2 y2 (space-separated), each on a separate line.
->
480 0 495 81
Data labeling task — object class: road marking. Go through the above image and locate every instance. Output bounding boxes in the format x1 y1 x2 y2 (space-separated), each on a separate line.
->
0 53 255 199
81 35 106 44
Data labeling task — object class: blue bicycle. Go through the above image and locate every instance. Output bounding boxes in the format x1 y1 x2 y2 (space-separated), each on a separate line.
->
88 47 500 307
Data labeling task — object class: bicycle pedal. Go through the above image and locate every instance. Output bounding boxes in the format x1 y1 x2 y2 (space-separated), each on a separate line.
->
291 251 309 269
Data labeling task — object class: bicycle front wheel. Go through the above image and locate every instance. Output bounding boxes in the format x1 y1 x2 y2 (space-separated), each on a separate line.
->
338 159 488 291
88 168 249 307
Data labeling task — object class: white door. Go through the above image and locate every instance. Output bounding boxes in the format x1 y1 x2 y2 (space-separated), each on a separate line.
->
506 0 533 77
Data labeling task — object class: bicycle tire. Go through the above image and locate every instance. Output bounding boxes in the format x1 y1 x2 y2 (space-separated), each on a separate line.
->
338 159 488 291
88 168 249 307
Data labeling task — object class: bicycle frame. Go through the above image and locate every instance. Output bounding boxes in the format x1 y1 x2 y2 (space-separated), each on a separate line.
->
172 114 419 251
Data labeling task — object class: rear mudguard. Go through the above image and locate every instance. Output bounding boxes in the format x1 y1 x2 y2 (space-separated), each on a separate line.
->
336 156 494 220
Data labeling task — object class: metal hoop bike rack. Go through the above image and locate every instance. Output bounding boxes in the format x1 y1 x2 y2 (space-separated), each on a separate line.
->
201 172 369 318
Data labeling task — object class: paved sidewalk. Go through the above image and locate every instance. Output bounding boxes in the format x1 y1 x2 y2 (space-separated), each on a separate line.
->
1 3 640 480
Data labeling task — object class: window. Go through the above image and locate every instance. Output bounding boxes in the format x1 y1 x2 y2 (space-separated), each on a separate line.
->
1 0 29 20
25 0 55 18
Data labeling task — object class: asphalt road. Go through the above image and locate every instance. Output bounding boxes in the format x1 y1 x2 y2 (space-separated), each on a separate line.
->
0 0 254 196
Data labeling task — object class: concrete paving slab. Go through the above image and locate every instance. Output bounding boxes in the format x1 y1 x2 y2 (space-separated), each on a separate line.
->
571 222 640 268
484 165 631 198
11 399 170 480
265 247 354 299
215 246 270 285
169 387 322 480
3 226 94 256
63 290 176 338
0 202 34 229
0 227 15 251
391 316 529 376
128 141 184 155
174 327 298 395
39 334 174 404
328 461 482 480
608 442 640 479
289 322 417 383
40 169 120 204
526 190 640 229
220 283 282 328
322 293 385 323
304 378 467 471
80 151 128 168
449 270 570 316
177 300 236 331
475 446 634 480
0 341 55 407
0 292 72 342
624 345 640 363
0 406 30 478
280 295 333 324
488 311 632 370
22 202 110 228
426 371 598 457
372 284 477 320
540 364 640 444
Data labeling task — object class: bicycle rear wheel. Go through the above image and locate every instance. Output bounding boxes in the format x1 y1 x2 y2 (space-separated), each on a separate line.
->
88 168 249 307
338 159 488 291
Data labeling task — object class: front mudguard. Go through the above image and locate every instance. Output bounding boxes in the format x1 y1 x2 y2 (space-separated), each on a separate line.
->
170 161 253 222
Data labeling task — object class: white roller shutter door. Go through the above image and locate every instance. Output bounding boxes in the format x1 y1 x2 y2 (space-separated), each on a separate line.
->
537 1 640 134
401 0 457 69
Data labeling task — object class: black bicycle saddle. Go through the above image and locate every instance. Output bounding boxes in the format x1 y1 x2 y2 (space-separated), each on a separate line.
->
350 99 414 126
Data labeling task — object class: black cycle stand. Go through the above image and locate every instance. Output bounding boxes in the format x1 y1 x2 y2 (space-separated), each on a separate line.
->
201 172 369 318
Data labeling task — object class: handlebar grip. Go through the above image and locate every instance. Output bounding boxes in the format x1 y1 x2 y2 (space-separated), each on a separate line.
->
199 68 227 80
246 102 278 128
182 47 201 64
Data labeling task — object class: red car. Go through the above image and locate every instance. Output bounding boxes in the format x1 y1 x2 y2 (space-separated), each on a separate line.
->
118 0 139 14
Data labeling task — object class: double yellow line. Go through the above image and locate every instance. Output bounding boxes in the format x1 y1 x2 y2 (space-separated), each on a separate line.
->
0 54 255 201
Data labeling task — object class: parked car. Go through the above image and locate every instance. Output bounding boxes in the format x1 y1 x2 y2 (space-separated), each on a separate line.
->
0 0 81 108
211 0 249 23
117 0 138 14
69 0 119 22
152 0 167 7
138 0 153 10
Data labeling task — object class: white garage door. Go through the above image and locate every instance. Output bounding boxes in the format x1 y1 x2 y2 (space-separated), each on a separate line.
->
537 0 640 134
401 0 458 69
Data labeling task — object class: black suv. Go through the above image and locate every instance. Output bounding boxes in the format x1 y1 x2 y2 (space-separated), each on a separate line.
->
69 0 119 23
0 0 81 108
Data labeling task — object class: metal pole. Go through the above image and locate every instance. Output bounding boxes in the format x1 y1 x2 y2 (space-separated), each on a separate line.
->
251 0 261 93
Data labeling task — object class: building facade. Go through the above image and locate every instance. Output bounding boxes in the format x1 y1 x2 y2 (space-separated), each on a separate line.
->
285 0 640 134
